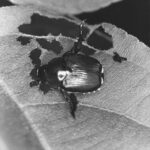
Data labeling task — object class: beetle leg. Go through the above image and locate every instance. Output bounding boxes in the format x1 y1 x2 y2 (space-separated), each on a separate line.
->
113 52 127 63
71 21 85 54
69 93 78 119
60 89 78 119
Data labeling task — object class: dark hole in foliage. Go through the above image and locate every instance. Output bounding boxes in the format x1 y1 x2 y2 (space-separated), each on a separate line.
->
18 13 89 39
113 52 127 63
0 0 14 7
39 83 51 94
17 36 31 45
81 45 96 55
29 48 41 67
76 0 149 46
29 68 39 86
29 48 42 87
36 38 62 54
87 26 113 50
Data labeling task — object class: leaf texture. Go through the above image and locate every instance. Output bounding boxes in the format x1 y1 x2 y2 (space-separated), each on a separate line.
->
0 5 150 150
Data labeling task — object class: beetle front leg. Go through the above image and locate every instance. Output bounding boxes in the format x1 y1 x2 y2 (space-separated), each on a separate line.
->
60 90 78 119
71 21 85 54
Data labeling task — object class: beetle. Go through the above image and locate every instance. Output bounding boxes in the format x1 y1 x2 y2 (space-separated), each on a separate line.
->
30 21 126 119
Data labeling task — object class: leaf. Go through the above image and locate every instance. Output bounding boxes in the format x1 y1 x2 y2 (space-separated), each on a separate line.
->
0 5 67 36
0 91 45 150
1 5 150 150
83 23 150 127
10 0 122 14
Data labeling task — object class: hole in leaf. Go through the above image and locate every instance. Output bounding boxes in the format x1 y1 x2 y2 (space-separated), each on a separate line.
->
81 45 96 55
17 36 31 45
39 82 51 94
87 26 113 50
36 38 63 55
30 68 39 82
76 0 149 46
0 0 14 7
29 48 42 87
18 13 89 38
29 48 41 67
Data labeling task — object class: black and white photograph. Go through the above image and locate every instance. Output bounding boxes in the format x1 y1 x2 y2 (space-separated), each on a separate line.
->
0 0 150 150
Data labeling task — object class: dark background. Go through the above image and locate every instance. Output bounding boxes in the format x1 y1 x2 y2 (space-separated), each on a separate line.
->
0 0 149 47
